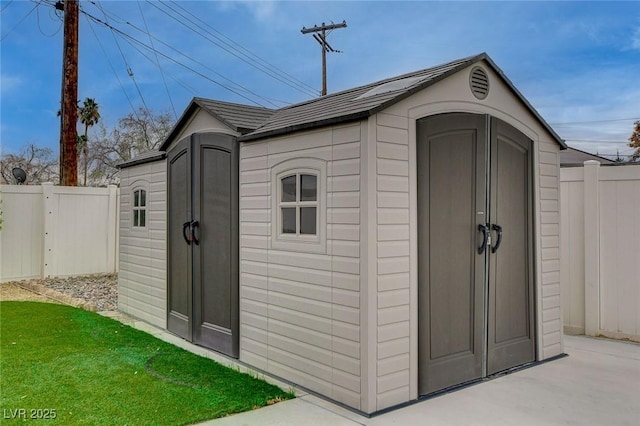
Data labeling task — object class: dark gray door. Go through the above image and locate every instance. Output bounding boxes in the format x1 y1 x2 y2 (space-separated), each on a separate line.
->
487 117 535 375
167 133 239 358
417 114 487 394
417 113 535 395
167 137 192 340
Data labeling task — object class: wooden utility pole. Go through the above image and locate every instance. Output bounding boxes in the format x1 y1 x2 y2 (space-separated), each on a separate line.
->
301 21 347 96
60 0 79 186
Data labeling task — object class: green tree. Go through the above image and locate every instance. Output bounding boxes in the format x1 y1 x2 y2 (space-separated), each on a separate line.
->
78 98 100 186
629 120 640 162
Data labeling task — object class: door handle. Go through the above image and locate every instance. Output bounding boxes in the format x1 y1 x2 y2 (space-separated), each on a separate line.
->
190 220 200 245
491 224 503 254
477 224 489 254
182 221 191 245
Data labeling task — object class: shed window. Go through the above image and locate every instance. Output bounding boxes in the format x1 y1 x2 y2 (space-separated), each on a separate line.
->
133 189 147 228
279 173 318 236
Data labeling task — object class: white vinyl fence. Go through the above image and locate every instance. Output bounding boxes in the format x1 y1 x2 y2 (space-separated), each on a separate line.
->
561 161 640 341
0 183 120 282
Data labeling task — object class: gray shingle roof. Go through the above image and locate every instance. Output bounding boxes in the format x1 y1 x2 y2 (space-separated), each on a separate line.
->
194 98 274 134
560 147 616 166
240 55 478 141
161 53 565 150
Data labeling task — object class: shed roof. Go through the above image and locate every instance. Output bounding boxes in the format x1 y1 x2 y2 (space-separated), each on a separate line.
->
160 53 566 150
560 147 616 167
240 52 566 148
160 98 274 151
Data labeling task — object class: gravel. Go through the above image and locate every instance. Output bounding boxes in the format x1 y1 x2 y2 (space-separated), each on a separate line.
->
2 273 118 312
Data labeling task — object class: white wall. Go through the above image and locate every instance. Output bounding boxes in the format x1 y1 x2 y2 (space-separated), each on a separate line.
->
560 162 640 341
118 161 167 328
0 183 119 282
239 123 363 410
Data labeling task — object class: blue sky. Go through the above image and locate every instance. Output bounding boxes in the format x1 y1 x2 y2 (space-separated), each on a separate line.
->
2 1 639 159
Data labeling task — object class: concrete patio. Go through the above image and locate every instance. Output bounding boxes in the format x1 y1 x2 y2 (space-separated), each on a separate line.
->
198 334 640 426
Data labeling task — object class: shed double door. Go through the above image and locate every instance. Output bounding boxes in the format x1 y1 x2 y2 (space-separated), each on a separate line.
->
417 113 535 395
167 132 239 358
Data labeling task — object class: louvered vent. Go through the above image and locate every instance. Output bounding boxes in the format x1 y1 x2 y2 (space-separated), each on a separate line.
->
469 66 489 100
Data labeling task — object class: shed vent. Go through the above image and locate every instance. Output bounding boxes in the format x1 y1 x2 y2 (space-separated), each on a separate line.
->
469 66 489 100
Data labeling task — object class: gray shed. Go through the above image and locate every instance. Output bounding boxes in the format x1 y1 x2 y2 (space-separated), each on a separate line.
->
118 53 566 414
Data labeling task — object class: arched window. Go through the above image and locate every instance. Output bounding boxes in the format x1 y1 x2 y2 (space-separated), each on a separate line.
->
132 188 147 228
270 158 326 253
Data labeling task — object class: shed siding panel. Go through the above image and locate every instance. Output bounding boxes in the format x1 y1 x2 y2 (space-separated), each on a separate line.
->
239 123 362 408
375 114 412 411
538 147 562 359
118 162 167 329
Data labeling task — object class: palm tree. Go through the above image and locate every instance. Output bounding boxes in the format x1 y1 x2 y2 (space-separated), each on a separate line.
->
78 98 100 186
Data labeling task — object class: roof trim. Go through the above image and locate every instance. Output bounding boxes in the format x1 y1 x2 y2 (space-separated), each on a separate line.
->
117 151 166 169
159 97 275 151
239 111 370 142
479 55 567 149
159 99 200 151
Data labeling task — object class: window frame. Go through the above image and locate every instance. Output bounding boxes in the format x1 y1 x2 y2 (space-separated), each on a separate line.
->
270 159 326 254
131 187 148 230
278 170 319 238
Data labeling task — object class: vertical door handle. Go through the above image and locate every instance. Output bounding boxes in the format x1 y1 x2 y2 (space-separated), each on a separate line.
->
190 220 200 245
491 224 503 254
477 224 490 254
182 221 191 245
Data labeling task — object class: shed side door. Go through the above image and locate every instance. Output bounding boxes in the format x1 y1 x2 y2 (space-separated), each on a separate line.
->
191 133 239 358
167 136 192 340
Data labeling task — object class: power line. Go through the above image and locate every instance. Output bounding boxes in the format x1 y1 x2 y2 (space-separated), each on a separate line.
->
93 1 150 118
79 8 271 108
1 0 15 14
137 1 177 119
1 0 40 41
119 15 283 107
550 117 640 126
85 14 139 118
564 139 630 144
82 1 282 107
151 0 318 98
100 2 317 99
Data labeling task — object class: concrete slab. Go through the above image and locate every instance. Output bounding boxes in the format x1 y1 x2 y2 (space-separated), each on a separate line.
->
197 335 640 425
110 313 639 425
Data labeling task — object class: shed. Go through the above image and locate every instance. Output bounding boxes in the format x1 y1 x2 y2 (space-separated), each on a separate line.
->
118 53 566 414
560 146 616 167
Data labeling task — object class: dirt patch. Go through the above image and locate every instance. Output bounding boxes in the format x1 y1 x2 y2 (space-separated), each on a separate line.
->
0 283 60 304
0 274 117 312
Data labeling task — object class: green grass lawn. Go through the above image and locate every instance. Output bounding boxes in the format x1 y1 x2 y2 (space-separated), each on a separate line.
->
0 302 293 425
